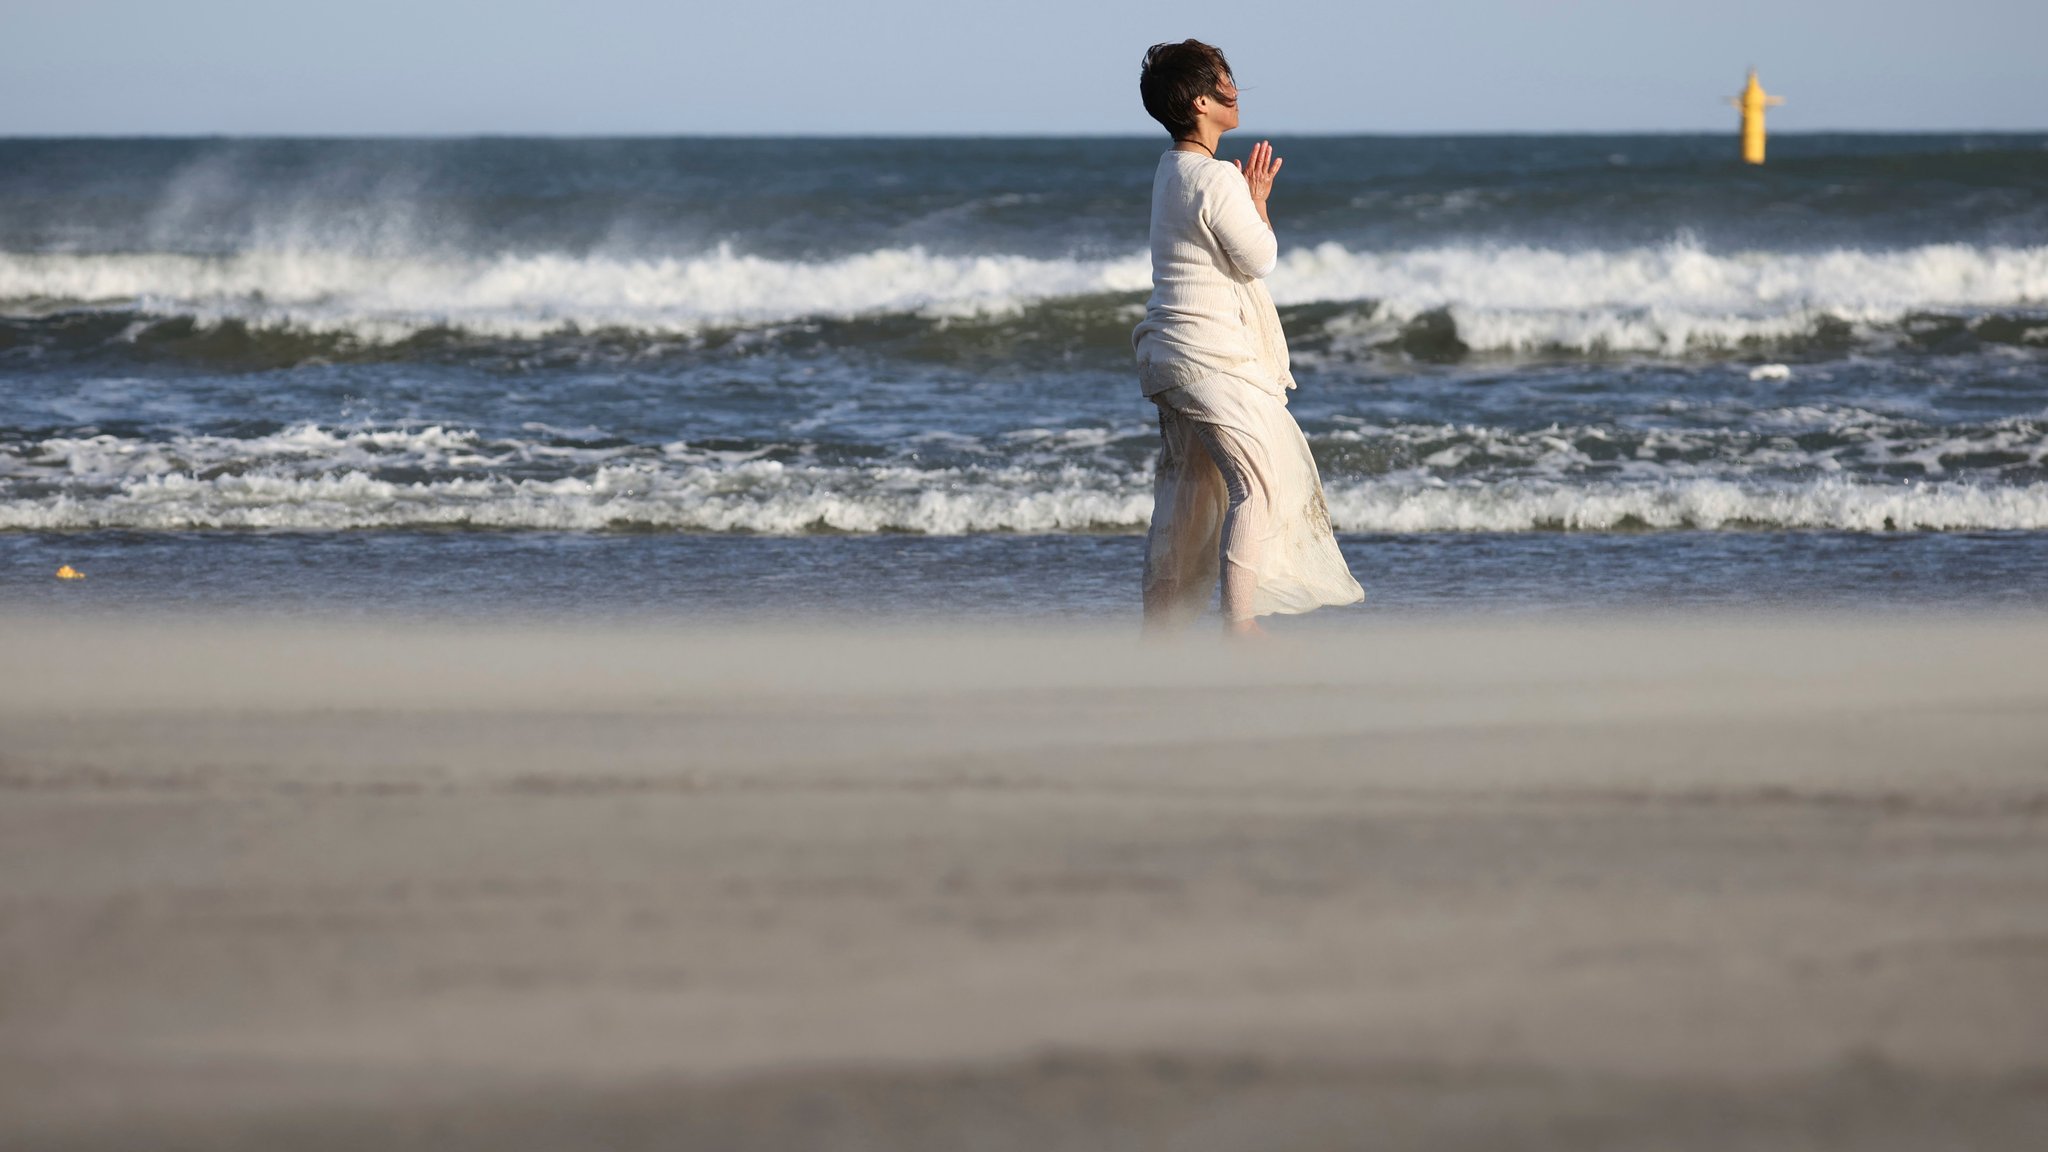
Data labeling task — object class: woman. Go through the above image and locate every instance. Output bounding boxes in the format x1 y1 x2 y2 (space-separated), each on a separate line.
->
1133 40 1364 636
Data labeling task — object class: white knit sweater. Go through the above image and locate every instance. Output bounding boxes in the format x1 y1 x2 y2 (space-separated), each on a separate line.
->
1131 150 1294 399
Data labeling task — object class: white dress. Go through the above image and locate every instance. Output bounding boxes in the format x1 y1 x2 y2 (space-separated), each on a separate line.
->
1132 151 1364 624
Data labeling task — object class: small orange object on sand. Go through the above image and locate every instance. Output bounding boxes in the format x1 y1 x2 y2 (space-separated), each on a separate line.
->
55 565 85 580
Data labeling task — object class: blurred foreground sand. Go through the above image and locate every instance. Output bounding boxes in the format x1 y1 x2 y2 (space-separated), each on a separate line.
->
2 613 2045 1150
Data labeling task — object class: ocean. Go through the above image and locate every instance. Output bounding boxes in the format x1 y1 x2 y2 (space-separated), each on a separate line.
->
2 134 2044 620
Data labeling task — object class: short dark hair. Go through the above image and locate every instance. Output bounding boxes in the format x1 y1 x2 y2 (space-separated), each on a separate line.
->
1139 40 1233 140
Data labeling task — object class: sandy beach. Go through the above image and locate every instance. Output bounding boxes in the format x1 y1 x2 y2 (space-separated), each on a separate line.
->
2 612 2045 1150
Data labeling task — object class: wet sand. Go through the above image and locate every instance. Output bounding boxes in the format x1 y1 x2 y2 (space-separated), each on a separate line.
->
2 613 2045 1150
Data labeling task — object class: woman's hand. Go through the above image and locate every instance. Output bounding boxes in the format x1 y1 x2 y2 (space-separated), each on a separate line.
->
1234 140 1282 225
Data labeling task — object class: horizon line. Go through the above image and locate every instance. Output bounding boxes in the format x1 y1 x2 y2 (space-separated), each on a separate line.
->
3 127 2045 142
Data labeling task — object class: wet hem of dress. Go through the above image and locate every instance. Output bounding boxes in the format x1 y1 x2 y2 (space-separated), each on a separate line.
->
1226 587 1368 623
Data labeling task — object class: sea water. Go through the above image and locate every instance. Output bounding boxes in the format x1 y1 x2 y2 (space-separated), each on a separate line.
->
2 135 2044 619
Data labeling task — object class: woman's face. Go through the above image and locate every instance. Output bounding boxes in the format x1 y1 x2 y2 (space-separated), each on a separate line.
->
1198 75 1241 133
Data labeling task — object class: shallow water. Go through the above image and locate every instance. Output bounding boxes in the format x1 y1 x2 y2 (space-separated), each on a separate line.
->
6 530 2043 623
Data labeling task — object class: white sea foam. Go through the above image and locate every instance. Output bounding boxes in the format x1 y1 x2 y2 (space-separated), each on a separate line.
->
1282 240 2048 354
4 240 2044 353
6 462 2046 534
1319 413 2048 481
5 473 2043 533
3 424 515 485
1324 477 2048 533
7 415 2045 534
0 466 1156 533
0 246 1152 340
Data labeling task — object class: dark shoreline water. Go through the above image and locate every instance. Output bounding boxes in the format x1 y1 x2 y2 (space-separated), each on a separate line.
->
6 530 2044 621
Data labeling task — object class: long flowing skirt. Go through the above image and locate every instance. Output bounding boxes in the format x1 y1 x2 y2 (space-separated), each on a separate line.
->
1142 375 1365 625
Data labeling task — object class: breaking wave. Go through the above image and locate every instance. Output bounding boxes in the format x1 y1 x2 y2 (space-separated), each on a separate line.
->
4 240 2045 357
5 419 2046 534
5 468 2043 534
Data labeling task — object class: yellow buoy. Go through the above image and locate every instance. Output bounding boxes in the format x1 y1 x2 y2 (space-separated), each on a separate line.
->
1729 69 1784 165
55 565 85 580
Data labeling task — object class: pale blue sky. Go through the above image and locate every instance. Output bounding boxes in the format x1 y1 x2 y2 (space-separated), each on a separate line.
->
2 0 2042 135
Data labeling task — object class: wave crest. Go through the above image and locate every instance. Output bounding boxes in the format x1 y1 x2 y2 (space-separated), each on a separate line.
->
7 470 2045 534
4 241 2045 357
6 423 2045 535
